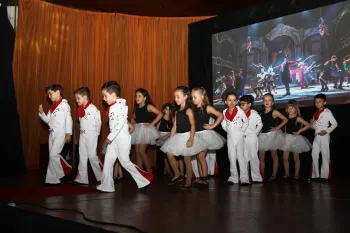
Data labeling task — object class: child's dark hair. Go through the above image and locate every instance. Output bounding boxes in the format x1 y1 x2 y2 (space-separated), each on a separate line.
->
174 86 192 109
225 91 238 101
162 103 174 129
239 94 254 105
101 81 121 96
45 84 64 97
74 87 91 100
162 103 173 112
135 88 153 106
314 93 327 101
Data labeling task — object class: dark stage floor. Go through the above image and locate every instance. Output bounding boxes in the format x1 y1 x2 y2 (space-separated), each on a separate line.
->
1 171 350 233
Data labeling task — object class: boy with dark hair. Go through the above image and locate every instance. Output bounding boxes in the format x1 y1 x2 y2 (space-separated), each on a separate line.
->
309 93 338 181
38 84 72 184
97 81 153 192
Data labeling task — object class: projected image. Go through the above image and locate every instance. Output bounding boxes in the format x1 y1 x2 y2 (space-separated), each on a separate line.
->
212 0 350 107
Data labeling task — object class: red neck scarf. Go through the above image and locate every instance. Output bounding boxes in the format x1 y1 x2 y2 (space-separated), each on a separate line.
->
49 98 62 113
105 102 116 116
313 108 325 121
77 101 91 118
246 109 251 118
225 107 238 122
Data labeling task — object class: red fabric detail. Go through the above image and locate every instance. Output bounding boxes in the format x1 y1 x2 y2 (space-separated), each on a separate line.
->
225 107 238 122
309 165 313 178
49 98 62 113
313 108 325 121
135 166 153 182
105 101 116 116
77 100 91 118
214 162 219 175
59 157 72 175
328 164 332 180
192 172 197 179
246 109 251 118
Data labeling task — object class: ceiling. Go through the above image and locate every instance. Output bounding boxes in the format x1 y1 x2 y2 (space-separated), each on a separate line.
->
40 0 269 17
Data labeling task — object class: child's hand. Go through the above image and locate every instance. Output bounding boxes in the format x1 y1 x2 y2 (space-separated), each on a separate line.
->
203 124 213 130
270 127 277 132
105 138 112 144
38 104 44 114
65 134 71 143
318 130 327 136
310 119 315 125
144 123 151 128
186 139 193 148
292 131 300 136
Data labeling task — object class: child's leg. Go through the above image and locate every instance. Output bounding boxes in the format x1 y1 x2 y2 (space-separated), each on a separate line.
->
178 158 185 176
117 142 152 189
164 155 171 174
117 162 123 178
271 150 279 178
293 152 300 178
198 150 208 178
86 133 102 182
167 154 181 180
246 137 262 182
320 135 331 179
283 151 290 177
97 144 118 192
183 156 193 186
191 156 200 179
46 132 72 184
258 150 266 180
237 139 248 183
310 137 321 178
134 144 143 170
227 143 238 183
75 134 89 184
113 160 119 178
137 144 152 173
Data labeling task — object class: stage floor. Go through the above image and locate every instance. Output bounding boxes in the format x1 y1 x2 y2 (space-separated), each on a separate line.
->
1 171 350 233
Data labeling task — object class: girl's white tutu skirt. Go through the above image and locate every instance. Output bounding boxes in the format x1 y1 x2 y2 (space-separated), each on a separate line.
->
281 133 311 153
155 131 170 147
196 130 226 150
160 132 208 156
131 123 160 145
258 129 284 151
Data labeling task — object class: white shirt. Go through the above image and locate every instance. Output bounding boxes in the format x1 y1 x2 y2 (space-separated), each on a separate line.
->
221 106 248 135
39 99 72 135
107 98 129 142
245 109 263 136
312 108 338 134
79 104 101 135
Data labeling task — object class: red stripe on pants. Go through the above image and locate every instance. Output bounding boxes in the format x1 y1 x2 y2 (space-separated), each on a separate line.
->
135 166 153 182
60 157 72 175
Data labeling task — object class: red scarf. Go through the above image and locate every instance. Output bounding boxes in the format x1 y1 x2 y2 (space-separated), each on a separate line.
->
246 109 251 118
313 108 325 121
77 101 91 118
105 102 116 116
225 107 238 122
49 98 62 113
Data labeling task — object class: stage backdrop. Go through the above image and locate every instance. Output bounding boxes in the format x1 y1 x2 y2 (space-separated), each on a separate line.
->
13 0 211 169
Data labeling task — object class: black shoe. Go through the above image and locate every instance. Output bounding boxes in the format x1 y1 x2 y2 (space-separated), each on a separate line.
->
308 178 320 182
139 183 151 193
60 173 74 184
252 181 263 184
44 183 60 186
72 181 87 185
180 184 192 191
240 182 250 186
226 181 235 185
283 176 290 180
168 176 184 185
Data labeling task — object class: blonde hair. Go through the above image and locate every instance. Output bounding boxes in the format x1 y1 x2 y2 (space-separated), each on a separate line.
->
285 100 301 117
191 87 210 107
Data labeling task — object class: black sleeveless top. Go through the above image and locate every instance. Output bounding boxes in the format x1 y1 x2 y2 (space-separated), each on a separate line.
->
194 105 210 132
260 110 278 133
159 118 172 132
176 108 191 133
285 116 302 134
135 104 154 123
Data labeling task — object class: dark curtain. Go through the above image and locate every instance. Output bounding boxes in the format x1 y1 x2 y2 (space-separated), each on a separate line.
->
0 0 26 175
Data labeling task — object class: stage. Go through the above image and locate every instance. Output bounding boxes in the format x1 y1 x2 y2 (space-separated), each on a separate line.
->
1 171 350 233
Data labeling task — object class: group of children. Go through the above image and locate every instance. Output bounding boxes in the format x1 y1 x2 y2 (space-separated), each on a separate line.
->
38 82 337 193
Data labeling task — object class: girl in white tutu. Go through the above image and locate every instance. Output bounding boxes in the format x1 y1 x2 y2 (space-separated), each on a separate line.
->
258 93 288 182
161 86 207 190
191 87 225 186
282 100 311 180
131 88 163 173
156 103 174 177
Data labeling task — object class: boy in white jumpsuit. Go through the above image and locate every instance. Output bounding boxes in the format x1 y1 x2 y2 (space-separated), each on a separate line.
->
74 87 103 184
38 84 73 184
239 95 263 183
221 92 249 184
310 94 338 181
97 81 153 192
